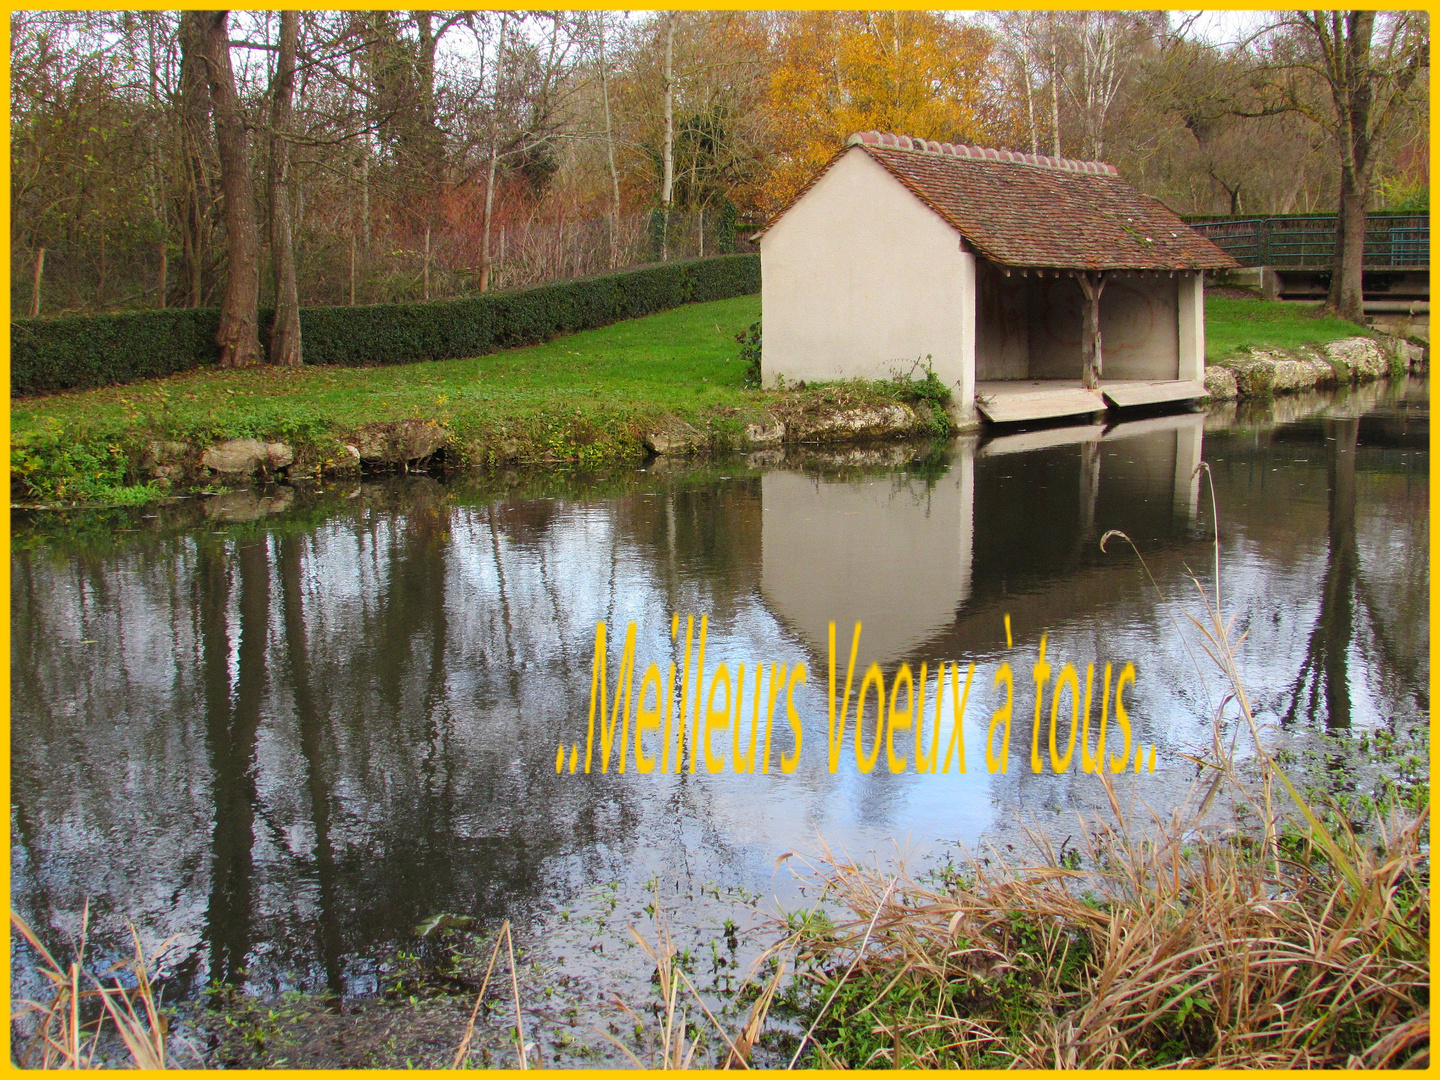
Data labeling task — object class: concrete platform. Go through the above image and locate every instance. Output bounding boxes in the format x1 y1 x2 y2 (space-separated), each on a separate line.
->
975 379 1206 425
974 381 1106 424
980 422 1104 456
1101 379 1207 409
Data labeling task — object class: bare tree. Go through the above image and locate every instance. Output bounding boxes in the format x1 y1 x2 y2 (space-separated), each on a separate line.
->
268 10 302 367
478 12 510 293
1271 11 1427 320
660 12 675 260
191 10 262 368
597 11 623 269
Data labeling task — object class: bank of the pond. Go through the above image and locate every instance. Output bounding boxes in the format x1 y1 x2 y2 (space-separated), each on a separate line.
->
1203 331 1424 401
10 292 1425 507
10 295 956 505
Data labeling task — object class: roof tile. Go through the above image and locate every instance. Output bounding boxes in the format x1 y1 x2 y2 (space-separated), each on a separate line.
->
760 132 1237 272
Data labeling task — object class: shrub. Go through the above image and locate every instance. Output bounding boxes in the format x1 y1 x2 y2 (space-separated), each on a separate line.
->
11 307 223 395
735 320 762 386
12 254 760 396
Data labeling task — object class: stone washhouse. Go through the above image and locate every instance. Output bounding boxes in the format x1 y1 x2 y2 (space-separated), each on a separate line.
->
756 131 1238 425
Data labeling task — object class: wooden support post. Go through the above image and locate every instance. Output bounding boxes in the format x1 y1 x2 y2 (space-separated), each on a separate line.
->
1077 270 1106 389
30 246 45 317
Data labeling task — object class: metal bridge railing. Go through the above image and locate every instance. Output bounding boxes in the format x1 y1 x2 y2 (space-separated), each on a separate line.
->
1184 214 1429 269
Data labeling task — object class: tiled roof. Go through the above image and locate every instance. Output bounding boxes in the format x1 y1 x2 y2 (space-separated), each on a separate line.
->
759 131 1237 272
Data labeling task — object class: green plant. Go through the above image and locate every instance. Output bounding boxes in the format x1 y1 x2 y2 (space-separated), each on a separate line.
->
735 320 762 386
10 419 163 504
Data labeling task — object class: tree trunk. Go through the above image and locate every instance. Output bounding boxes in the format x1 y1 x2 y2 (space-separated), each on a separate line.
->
268 10 302 367
479 13 508 293
157 242 167 309
30 246 44 317
1049 27 1062 158
177 13 214 308
412 10 444 183
1323 12 1377 323
661 13 675 261
1329 169 1369 321
193 10 263 369
1022 45 1038 155
1077 272 1105 388
598 12 622 269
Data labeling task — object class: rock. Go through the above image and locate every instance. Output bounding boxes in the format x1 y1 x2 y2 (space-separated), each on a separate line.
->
142 440 194 482
146 440 192 465
351 420 449 464
1395 339 1426 366
1222 353 1334 397
743 417 785 446
791 402 919 441
645 421 706 456
1321 337 1387 379
203 488 295 522
201 438 269 474
1203 366 1238 401
265 441 295 468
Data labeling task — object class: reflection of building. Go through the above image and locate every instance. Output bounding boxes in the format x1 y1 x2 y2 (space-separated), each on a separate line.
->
757 132 1235 424
760 414 1205 668
760 454 975 665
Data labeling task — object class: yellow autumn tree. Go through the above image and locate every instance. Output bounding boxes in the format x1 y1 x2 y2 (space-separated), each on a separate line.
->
763 11 998 211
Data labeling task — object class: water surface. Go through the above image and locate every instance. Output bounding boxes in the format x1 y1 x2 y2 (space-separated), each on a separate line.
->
11 378 1428 1043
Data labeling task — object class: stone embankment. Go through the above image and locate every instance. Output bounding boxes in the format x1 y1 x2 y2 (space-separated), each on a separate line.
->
1203 334 1424 402
147 335 1422 485
154 401 943 484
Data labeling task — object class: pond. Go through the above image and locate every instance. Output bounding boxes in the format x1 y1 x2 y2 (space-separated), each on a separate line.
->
11 377 1428 1061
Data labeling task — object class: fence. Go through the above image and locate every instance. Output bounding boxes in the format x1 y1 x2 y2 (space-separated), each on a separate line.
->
1184 214 1429 270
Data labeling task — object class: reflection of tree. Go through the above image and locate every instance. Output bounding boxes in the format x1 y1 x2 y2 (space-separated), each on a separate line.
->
202 538 268 986
279 534 344 997
1281 417 1358 731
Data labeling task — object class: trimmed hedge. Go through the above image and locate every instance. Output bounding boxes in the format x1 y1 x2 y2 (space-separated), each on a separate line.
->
12 253 760 396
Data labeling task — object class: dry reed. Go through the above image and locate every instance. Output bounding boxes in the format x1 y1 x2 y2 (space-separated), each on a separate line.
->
10 906 193 1069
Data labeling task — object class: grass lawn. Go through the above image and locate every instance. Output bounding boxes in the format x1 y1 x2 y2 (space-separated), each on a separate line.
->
13 294 764 441
13 295 1369 441
1204 296 1369 362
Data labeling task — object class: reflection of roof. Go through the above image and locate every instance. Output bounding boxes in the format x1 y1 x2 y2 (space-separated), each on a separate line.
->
760 131 1238 273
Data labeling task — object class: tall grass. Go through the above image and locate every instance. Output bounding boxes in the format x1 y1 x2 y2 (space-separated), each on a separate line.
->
785 467 1429 1069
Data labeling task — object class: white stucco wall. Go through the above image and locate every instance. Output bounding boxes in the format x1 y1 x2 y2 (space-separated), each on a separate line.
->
1177 272 1205 382
760 149 975 414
